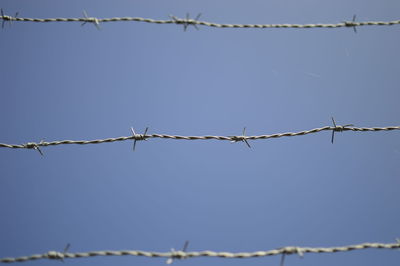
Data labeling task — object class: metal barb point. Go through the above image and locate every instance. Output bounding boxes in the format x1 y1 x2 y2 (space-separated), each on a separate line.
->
182 240 189 252
10 11 18 27
331 117 354 144
166 241 189 264
1 8 5 29
170 13 201 31
131 127 149 151
344 14 357 33
47 243 70 263
229 127 251 148
25 142 44 156
0 8 15 28
280 247 304 266
231 127 251 148
242 127 251 148
61 243 70 263
82 10 100 30
63 243 70 253
280 254 286 266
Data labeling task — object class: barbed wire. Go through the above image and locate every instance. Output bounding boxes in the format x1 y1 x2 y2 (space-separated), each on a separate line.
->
1 241 399 263
0 120 399 154
1 9 400 30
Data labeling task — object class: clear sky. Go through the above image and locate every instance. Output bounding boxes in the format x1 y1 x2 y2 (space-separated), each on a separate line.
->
0 1 399 266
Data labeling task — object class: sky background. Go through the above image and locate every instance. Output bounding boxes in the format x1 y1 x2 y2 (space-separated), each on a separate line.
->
0 1 399 266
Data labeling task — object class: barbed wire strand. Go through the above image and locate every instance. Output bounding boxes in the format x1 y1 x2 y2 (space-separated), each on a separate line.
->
1 242 399 263
1 10 400 30
0 124 399 153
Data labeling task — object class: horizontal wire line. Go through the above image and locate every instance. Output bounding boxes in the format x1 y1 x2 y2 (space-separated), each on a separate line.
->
0 125 399 150
1 11 400 29
1 242 399 263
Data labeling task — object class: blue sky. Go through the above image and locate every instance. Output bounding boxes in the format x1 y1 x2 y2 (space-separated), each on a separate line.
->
0 1 399 266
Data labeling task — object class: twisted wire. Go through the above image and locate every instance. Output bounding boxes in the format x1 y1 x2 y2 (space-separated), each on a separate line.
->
0 125 399 151
1 242 399 263
1 11 400 29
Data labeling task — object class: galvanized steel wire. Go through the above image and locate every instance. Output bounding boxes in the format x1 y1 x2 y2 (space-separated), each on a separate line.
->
2 9 399 266
0 124 399 153
1 10 400 30
1 242 399 263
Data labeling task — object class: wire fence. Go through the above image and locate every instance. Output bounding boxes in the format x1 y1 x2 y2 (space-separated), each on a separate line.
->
1 241 399 263
1 9 400 30
0 120 399 154
2 9 399 266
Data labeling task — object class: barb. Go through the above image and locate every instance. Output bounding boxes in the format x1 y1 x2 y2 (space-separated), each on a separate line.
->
279 246 303 266
0 123 399 152
23 142 44 156
343 14 358 33
131 127 149 151
81 10 100 30
331 117 354 144
230 127 251 148
166 240 189 264
46 243 70 263
1 241 399 263
170 13 202 31
0 10 399 30
0 9 18 28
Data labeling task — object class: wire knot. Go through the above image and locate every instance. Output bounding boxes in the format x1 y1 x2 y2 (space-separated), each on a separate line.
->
331 117 354 143
282 246 304 257
230 127 251 148
0 9 12 21
166 249 187 264
1 9 18 28
343 15 358 33
46 251 65 260
24 142 44 156
166 241 189 264
171 250 186 259
169 13 201 31
82 10 100 29
131 127 149 151
279 247 304 266
47 243 70 262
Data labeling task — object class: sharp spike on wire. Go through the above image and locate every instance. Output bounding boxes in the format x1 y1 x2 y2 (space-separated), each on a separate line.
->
352 14 357 33
280 253 286 266
182 240 189 252
331 117 337 144
242 127 251 148
131 127 137 151
0 8 15 28
24 142 44 156
63 243 70 254
195 13 202 21
184 13 189 31
331 117 354 144
46 243 70 262
229 127 251 148
166 241 189 264
61 243 70 263
344 14 357 33
81 10 100 30
192 13 201 30
10 11 18 27
169 13 201 31
131 127 149 151
1 8 5 28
